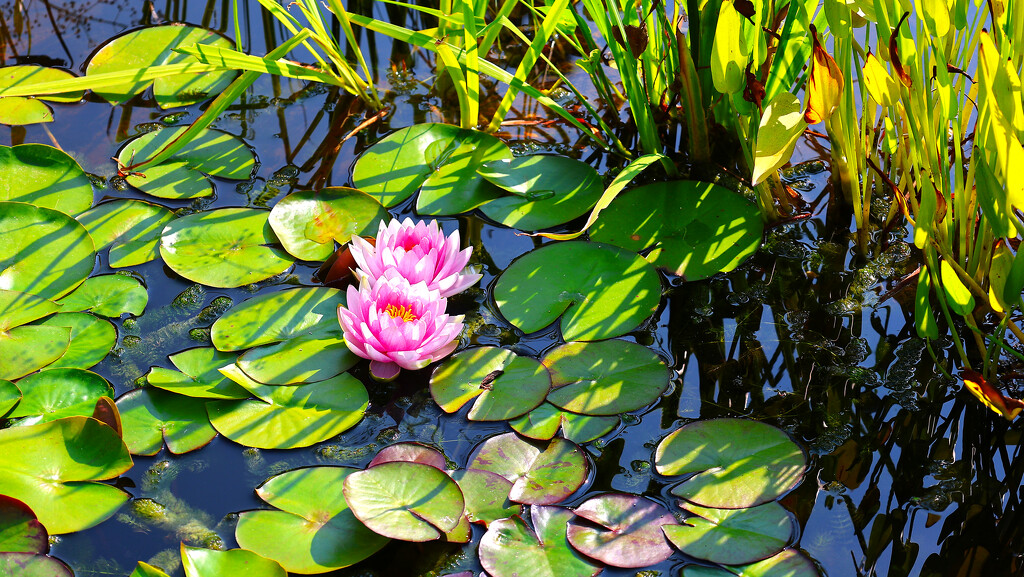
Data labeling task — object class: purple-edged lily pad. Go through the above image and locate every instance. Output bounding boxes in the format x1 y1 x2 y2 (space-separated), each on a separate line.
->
368 442 447 470
542 340 670 415
663 501 793 565
655 419 807 509
451 469 522 526
0 495 47 553
430 346 550 421
479 506 603 577
0 553 73 576
510 402 619 443
566 493 677 568
468 432 588 505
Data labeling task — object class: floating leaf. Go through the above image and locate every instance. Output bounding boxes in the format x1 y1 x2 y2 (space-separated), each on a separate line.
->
0 97 52 125
207 369 367 449
36 313 116 370
430 346 550 421
58 274 148 317
268 188 387 261
130 562 171 577
468 432 588 505
542 340 669 416
510 403 619 443
0 289 60 331
590 181 763 280
566 493 676 568
0 325 70 380
235 467 390 573
352 123 511 214
85 25 237 108
493 241 661 341
146 347 248 399
343 461 465 541
0 553 73 577
731 549 819 577
0 201 96 301
663 502 793 565
181 544 286 577
655 419 806 508
211 287 343 351
76 199 175 268
0 416 132 534
117 388 217 455
479 506 602 577
0 65 82 125
752 93 807 186
477 156 602 230
9 368 113 425
0 380 20 416
237 335 358 385
160 208 292 288
451 469 522 526
368 442 447 470
0 495 47 553
0 145 93 215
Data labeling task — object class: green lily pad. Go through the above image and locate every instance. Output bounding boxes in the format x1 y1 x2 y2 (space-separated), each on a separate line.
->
468 432 588 505
160 208 292 288
0 553 73 576
211 287 343 351
542 340 670 415
0 201 96 301
130 562 171 577
493 241 661 341
9 368 113 425
430 346 551 421
0 66 82 127
343 461 465 541
118 128 256 199
36 313 117 370
58 274 148 317
0 379 20 416
76 199 175 268
181 544 286 577
479 506 602 577
655 419 807 509
450 469 522 526
478 156 602 230
731 549 819 577
207 368 368 449
0 289 60 331
235 466 390 573
368 442 447 470
237 335 358 385
0 145 93 214
590 181 764 280
0 325 70 380
566 493 677 568
268 187 387 261
509 402 619 443
117 387 217 455
679 567 735 577
663 502 793 565
0 495 47 553
0 416 133 534
85 25 237 108
146 347 248 399
352 123 511 214
0 98 52 125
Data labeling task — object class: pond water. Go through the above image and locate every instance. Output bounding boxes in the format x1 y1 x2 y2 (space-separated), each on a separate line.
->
2 1 1023 577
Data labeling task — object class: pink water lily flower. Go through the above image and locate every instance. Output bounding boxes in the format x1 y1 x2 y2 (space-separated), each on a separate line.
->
350 218 481 297
338 269 464 381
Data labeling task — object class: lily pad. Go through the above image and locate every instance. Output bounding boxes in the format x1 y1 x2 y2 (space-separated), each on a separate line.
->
430 346 550 421
450 469 522 526
663 502 793 565
590 181 764 280
0 380 20 416
268 188 387 261
0 416 133 534
0 145 93 214
160 208 292 288
36 313 117 370
146 347 249 400
181 544 286 577
118 127 256 199
58 274 148 317
566 493 677 568
0 325 70 380
493 241 661 341
237 334 358 385
510 403 619 443
235 466 390 573
8 368 113 425
352 123 511 214
478 156 602 230
479 506 602 577
117 387 217 455
542 340 669 415
0 98 52 125
368 442 447 470
130 562 171 577
85 25 237 108
76 199 175 268
655 419 807 509
0 289 60 331
0 66 82 126
343 461 465 541
211 287 343 351
0 553 73 576
0 201 96 301
0 495 47 553
207 368 368 449
468 432 588 505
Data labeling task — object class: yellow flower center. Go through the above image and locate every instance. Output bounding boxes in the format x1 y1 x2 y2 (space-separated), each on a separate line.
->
385 303 418 322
